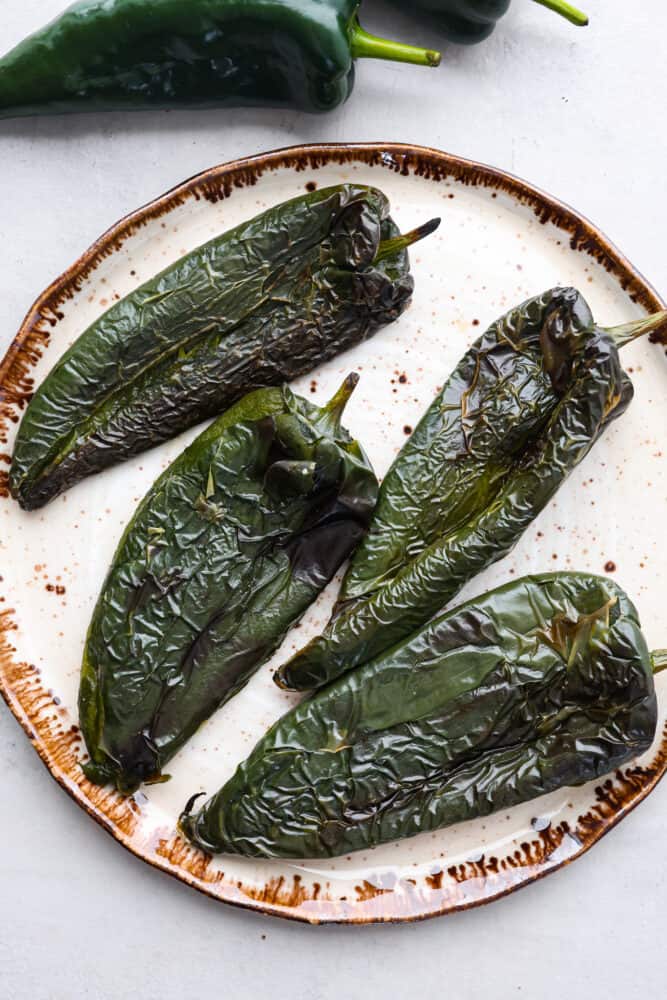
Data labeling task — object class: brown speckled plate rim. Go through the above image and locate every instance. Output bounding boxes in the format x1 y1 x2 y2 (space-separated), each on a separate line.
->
0 142 665 926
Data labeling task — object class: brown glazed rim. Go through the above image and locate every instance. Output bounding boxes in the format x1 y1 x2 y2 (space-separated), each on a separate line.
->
0 142 665 926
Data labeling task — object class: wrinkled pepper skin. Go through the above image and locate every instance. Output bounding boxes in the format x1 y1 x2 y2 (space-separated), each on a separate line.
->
0 0 440 119
10 184 418 511
276 288 663 692
181 573 661 859
79 377 378 794
389 0 587 45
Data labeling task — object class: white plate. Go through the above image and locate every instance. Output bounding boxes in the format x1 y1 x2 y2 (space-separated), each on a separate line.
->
1 143 665 924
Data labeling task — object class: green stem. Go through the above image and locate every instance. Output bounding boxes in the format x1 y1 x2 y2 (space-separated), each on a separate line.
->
605 311 667 349
319 373 360 433
374 217 441 265
349 16 441 67
652 651 667 676
533 0 589 26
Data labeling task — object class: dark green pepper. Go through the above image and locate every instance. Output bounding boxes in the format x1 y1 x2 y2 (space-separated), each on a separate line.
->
181 572 664 859
389 1 588 45
0 0 440 119
10 184 437 510
79 376 378 795
276 289 667 692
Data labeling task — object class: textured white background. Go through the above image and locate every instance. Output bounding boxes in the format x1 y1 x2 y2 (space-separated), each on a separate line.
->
1 1 666 998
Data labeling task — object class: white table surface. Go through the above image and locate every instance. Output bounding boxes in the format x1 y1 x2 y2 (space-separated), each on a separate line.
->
1 1 666 997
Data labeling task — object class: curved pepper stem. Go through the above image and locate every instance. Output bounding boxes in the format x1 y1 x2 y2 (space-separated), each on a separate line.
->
317 373 360 435
182 791 206 816
652 651 667 676
374 217 441 265
605 311 667 349
533 0 589 26
349 16 441 67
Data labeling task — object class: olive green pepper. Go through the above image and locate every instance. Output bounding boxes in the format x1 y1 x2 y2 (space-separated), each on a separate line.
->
10 184 438 510
79 376 378 795
276 289 667 692
389 1 588 45
0 0 440 119
181 572 664 859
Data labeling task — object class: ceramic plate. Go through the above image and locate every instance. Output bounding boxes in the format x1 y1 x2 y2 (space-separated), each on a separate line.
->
1 143 665 925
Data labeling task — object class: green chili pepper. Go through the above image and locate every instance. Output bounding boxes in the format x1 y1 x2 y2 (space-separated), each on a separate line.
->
10 184 437 511
389 1 588 45
180 572 664 859
79 376 378 795
276 289 667 692
0 0 440 119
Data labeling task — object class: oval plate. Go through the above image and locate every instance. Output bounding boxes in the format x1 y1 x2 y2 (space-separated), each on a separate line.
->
1 143 666 925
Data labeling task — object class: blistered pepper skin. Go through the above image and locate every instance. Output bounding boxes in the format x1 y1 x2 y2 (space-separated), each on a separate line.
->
10 185 415 510
276 289 665 693
79 378 378 795
181 573 660 859
0 0 440 119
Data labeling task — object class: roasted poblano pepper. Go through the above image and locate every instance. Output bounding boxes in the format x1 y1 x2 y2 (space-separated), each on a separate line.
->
0 0 440 119
79 377 378 794
10 185 436 510
181 573 665 859
389 1 588 45
276 289 667 692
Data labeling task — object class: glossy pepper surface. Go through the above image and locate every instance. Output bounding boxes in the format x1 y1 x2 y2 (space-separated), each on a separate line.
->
0 0 440 119
276 289 667 692
79 377 378 794
181 572 664 859
10 184 435 511
389 1 588 45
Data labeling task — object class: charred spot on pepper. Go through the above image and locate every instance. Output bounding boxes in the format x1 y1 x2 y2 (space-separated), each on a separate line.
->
197 497 228 525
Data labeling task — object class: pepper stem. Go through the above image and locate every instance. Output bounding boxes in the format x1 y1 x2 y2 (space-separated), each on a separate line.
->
349 16 441 67
533 0 589 26
181 792 206 816
604 311 667 349
374 218 441 265
319 373 360 434
652 651 667 676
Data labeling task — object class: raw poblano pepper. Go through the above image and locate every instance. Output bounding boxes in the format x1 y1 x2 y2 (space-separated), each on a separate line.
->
181 572 665 859
389 1 588 45
79 377 378 794
0 0 440 119
276 288 667 692
10 184 437 510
